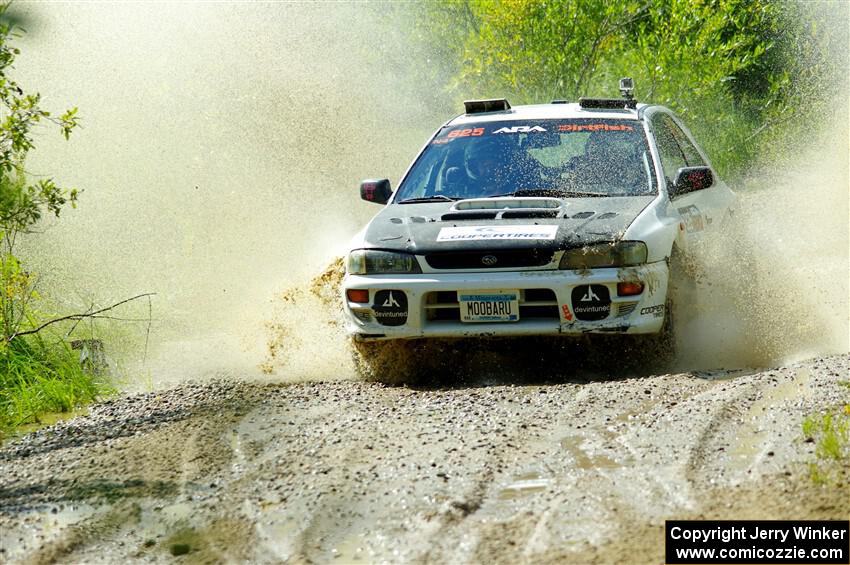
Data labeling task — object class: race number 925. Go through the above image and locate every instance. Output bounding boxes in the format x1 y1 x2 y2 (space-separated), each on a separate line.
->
447 127 485 139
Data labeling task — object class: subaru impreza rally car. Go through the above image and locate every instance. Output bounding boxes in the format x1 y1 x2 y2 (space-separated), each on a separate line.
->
344 79 734 379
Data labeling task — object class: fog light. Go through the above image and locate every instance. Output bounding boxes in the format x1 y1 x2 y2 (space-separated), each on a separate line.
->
617 282 644 296
346 289 370 303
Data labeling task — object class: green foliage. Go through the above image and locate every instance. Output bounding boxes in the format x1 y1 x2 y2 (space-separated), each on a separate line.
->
0 2 80 344
0 332 112 434
411 0 845 178
802 403 850 485
0 3 109 434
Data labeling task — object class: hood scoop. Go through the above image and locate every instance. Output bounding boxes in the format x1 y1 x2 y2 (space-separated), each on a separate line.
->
443 197 563 221
442 211 498 221
453 197 561 210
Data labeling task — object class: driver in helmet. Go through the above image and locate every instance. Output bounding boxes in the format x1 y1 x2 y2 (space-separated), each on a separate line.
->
463 138 515 197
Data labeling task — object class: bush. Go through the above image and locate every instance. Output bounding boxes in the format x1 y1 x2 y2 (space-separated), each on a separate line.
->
0 333 112 432
0 4 114 436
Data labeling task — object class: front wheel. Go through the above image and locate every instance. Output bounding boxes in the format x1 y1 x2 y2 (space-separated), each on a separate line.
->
633 252 688 369
350 338 448 385
642 298 676 367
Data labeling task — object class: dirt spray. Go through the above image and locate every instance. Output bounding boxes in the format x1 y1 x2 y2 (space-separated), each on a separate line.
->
11 3 849 385
676 116 849 369
12 3 445 387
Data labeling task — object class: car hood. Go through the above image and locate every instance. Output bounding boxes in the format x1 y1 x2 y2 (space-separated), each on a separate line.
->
359 196 656 253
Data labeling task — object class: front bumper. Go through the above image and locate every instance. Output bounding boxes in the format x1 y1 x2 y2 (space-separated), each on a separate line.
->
342 261 670 341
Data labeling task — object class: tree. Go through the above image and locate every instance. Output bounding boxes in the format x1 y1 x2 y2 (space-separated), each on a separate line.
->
0 2 79 343
411 0 843 176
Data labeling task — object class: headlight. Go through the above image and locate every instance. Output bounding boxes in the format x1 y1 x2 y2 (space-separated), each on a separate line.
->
347 250 422 275
559 241 647 269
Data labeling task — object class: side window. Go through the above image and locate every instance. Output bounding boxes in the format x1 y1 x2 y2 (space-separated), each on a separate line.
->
666 117 706 167
651 114 687 185
401 146 445 198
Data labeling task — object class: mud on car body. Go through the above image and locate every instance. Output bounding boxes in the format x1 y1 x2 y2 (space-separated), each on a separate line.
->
343 79 735 379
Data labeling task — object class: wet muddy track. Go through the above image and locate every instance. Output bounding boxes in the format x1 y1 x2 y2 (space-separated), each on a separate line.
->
1 355 848 564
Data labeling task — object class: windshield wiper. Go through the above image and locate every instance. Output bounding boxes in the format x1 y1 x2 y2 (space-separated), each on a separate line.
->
487 189 608 198
558 190 608 198
398 195 458 204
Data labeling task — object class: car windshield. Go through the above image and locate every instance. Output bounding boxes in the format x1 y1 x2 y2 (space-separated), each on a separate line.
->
395 119 657 202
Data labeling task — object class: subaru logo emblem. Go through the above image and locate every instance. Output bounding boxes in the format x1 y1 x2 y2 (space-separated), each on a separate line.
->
481 254 498 266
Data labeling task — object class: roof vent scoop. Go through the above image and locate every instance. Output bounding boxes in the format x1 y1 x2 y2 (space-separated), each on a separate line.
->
463 98 511 114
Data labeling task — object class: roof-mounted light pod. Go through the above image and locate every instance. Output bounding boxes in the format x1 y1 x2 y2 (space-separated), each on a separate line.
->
578 78 637 110
463 98 511 114
579 98 631 109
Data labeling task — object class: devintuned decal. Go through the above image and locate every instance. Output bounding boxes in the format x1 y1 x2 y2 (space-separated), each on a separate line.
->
640 304 665 318
571 284 611 321
561 303 574 322
557 123 634 132
437 225 558 242
677 205 705 233
372 290 408 326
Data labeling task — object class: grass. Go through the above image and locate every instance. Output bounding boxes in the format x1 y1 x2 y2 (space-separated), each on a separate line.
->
802 382 850 485
0 332 114 437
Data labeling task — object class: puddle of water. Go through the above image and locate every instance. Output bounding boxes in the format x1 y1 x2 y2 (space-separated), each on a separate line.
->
332 532 371 563
559 435 620 469
731 429 768 465
612 399 657 424
729 368 813 470
146 501 194 527
691 368 763 381
8 407 90 442
254 506 309 561
0 502 99 560
498 471 551 500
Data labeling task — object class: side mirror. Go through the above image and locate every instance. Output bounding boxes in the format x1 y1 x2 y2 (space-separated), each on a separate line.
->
360 178 392 205
671 166 713 197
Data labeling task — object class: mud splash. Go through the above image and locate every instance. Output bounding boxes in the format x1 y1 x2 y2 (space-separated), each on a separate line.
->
260 116 849 382
9 3 846 386
11 3 447 387
676 119 849 369
260 258 353 380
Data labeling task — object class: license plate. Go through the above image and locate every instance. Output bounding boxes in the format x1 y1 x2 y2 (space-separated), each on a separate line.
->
458 290 520 323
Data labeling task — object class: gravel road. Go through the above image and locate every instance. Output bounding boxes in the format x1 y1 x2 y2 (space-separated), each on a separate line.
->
1 352 848 564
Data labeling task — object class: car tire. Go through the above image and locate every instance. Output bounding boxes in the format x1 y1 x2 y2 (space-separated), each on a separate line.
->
639 250 688 368
350 338 436 385
653 297 677 364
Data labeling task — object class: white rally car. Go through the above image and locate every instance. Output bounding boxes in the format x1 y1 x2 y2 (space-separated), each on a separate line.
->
344 79 734 379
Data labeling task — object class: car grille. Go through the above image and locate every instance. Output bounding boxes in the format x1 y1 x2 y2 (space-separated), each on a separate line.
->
424 249 554 270
424 289 559 321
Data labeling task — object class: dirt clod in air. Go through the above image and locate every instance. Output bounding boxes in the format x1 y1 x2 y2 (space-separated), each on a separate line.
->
260 258 351 379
